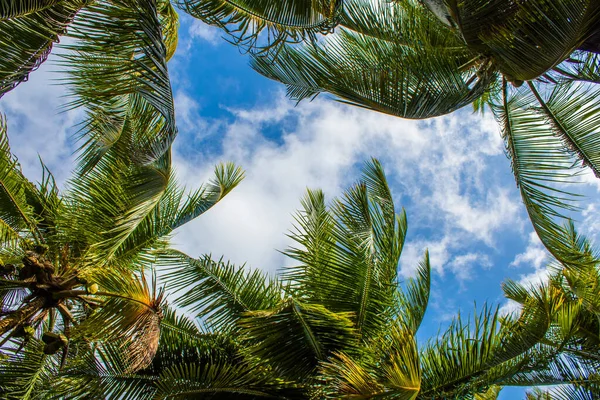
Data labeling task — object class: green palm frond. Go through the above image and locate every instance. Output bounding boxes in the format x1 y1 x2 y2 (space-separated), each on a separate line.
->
240 298 358 381
158 0 180 61
492 80 587 265
251 21 494 119
445 0 600 82
339 0 458 47
65 152 171 266
318 351 387 398
162 251 283 331
528 82 600 177
551 52 600 84
155 360 290 399
475 385 502 400
0 1 63 19
105 162 243 267
419 301 550 398
176 0 342 52
0 338 58 399
62 0 176 173
0 0 87 98
396 251 431 334
527 384 600 400
49 342 158 400
0 116 41 246
318 322 421 399
285 159 407 340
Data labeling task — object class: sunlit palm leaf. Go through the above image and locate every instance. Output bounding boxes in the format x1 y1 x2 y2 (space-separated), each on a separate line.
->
396 251 430 334
252 25 493 119
108 163 243 266
65 151 171 266
73 272 164 373
285 159 407 340
528 82 600 177
492 81 588 265
0 338 58 399
158 0 180 61
419 302 550 398
0 115 40 245
155 360 289 399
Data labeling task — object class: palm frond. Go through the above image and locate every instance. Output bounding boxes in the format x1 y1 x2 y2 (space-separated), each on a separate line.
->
419 301 550 398
158 0 180 61
447 0 600 81
284 159 407 340
155 360 291 399
492 80 588 265
0 338 59 399
396 251 430 334
106 163 243 267
0 116 41 245
61 0 176 173
161 251 282 332
528 81 600 178
73 272 164 373
176 0 341 52
251 22 494 119
64 151 171 266
239 298 358 381
0 0 86 98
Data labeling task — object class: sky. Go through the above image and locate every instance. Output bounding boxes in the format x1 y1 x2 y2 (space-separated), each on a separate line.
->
1 11 600 399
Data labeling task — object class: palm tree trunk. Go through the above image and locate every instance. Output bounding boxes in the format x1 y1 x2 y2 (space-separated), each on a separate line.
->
0 297 45 336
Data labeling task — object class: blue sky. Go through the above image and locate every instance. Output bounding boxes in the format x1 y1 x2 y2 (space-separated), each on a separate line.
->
2 11 600 399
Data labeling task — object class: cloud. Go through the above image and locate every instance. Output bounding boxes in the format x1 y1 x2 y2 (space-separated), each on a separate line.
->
187 19 221 46
0 49 81 187
171 92 525 279
499 231 551 316
510 231 548 270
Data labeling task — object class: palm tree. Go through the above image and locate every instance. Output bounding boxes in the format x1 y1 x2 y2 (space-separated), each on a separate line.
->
501 222 600 399
0 113 243 397
177 0 600 268
133 159 554 399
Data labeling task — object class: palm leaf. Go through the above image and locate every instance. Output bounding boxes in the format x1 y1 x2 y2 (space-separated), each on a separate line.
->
251 22 494 119
62 0 176 173
0 338 58 399
396 251 431 334
528 81 600 178
161 251 282 332
446 0 600 81
106 162 243 266
0 0 86 98
0 115 41 245
284 159 407 340
239 298 358 381
154 360 290 399
176 0 341 52
73 272 164 373
492 80 588 266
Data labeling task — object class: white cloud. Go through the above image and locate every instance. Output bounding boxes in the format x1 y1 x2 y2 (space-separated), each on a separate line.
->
510 231 548 269
188 20 221 46
171 93 525 278
0 50 81 187
500 231 551 317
